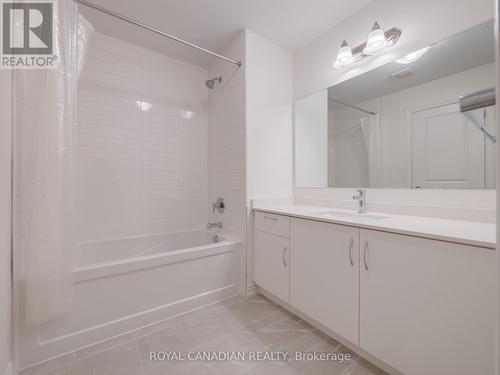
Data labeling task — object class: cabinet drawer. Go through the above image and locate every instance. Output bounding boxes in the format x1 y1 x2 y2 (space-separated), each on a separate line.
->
255 211 290 238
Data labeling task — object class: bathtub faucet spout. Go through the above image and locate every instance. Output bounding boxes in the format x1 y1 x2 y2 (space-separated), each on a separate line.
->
207 222 223 229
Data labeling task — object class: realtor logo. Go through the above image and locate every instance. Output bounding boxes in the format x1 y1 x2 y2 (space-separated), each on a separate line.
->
1 0 57 69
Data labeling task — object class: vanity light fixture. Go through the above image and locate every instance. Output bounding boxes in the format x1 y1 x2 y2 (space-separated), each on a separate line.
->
395 46 430 64
363 22 388 55
333 40 354 68
333 23 401 69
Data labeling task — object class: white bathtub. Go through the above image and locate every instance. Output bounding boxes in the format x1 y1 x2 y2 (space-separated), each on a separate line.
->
18 230 243 369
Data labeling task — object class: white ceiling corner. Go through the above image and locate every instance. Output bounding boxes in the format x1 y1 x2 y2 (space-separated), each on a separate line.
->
79 0 372 67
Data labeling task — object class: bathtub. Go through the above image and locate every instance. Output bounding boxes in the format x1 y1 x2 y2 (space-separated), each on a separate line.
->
18 230 243 369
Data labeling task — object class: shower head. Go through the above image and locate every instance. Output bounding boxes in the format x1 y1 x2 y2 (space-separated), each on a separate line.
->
205 76 222 89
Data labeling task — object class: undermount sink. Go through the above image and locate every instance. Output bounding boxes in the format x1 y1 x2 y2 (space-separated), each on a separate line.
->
315 210 389 221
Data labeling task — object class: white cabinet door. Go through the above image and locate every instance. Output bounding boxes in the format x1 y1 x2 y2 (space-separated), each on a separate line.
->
254 230 290 302
290 218 359 344
359 229 496 375
411 103 486 188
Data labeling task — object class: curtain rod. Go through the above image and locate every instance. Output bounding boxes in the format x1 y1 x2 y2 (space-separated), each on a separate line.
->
76 0 242 67
328 98 377 116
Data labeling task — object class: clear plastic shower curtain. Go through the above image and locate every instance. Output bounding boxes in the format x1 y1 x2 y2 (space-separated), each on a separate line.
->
360 114 382 188
13 0 93 324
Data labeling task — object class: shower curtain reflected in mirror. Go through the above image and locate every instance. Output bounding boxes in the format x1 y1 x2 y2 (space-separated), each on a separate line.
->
360 115 382 187
13 0 93 324
328 103 381 188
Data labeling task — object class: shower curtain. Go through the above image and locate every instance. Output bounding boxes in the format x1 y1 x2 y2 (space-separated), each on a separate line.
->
13 0 93 324
360 114 382 188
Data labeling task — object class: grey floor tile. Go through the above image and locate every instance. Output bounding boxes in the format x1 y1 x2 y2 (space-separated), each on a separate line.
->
239 316 310 352
83 341 144 375
286 328 331 353
48 360 93 375
297 340 360 375
175 309 236 346
221 295 278 327
144 360 220 375
19 354 79 375
22 358 92 375
242 360 307 375
342 358 389 375
22 294 386 375
136 325 192 372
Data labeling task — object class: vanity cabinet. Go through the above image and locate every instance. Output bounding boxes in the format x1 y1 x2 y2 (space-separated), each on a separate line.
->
254 212 290 302
359 229 496 375
290 218 359 344
253 209 496 375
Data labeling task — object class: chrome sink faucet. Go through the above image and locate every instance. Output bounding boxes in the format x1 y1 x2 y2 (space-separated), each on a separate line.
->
353 189 366 213
207 222 223 229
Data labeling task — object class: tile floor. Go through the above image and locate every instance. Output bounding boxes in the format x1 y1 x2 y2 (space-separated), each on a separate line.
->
21 294 386 375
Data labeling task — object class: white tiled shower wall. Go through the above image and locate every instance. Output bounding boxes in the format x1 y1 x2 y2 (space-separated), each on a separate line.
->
76 33 209 241
207 31 247 243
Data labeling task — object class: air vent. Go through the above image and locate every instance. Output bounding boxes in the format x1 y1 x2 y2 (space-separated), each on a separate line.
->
391 68 413 79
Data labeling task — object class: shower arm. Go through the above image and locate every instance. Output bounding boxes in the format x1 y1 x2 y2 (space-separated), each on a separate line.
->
76 0 242 67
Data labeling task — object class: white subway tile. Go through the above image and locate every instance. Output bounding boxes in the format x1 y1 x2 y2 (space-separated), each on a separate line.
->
76 32 210 239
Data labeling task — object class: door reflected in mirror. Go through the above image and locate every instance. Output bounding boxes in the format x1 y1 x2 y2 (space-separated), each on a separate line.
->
294 20 495 189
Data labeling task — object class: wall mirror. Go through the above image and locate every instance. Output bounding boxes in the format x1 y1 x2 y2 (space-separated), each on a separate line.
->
294 21 495 189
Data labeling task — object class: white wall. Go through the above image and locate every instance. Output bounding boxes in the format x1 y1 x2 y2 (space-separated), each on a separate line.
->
245 29 293 288
293 0 495 220
294 89 328 187
0 70 12 375
77 33 209 241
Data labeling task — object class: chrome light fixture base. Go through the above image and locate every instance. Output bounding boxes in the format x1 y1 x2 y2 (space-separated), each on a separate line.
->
351 27 401 63
333 27 402 69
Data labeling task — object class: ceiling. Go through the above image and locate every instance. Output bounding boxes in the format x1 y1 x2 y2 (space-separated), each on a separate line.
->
328 20 495 107
79 0 372 67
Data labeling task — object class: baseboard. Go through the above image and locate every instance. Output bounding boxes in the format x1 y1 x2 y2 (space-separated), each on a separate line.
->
246 282 257 296
3 362 14 375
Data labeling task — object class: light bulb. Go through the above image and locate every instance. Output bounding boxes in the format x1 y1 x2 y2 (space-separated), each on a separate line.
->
363 22 387 55
395 46 430 64
333 40 353 69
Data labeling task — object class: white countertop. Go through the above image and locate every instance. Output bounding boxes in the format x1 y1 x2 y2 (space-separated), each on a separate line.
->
253 204 496 249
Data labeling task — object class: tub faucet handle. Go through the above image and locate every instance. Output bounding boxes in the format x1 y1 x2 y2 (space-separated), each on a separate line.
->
212 197 225 213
